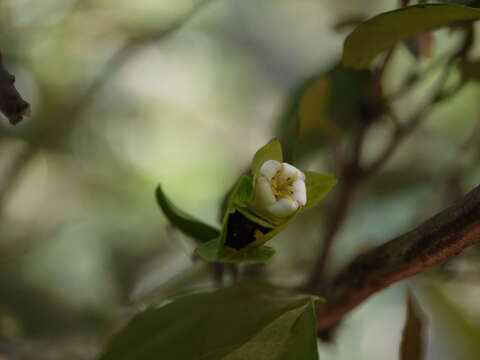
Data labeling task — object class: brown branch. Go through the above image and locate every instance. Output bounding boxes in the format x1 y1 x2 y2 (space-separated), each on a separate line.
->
316 183 480 333
306 29 469 294
0 52 30 125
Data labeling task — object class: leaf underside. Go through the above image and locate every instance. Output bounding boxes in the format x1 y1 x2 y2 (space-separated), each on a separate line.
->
97 281 320 360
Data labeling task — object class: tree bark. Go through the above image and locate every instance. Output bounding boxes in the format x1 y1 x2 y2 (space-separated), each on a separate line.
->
316 184 480 333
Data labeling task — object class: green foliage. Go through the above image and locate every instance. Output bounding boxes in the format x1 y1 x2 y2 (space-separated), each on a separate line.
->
6 0 480 358
304 171 338 211
98 281 321 360
297 75 340 140
196 238 276 264
194 140 336 264
155 185 220 243
343 4 480 69
230 175 255 208
251 138 283 176
195 175 279 264
277 64 372 162
325 64 373 127
400 292 425 360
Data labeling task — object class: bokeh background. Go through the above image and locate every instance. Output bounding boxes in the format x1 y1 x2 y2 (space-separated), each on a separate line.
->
1 0 480 359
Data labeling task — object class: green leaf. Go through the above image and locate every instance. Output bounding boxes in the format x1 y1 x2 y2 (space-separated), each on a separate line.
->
400 292 426 360
220 175 271 245
245 213 298 249
323 64 372 133
236 207 277 229
276 63 372 163
196 232 276 264
195 238 221 262
218 243 276 264
251 138 283 176
297 75 341 140
223 297 318 360
98 281 320 360
155 185 220 243
193 143 335 264
194 174 277 264
230 175 254 208
303 171 337 210
343 4 480 69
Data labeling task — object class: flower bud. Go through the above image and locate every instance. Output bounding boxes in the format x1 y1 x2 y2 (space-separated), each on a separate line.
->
250 160 307 218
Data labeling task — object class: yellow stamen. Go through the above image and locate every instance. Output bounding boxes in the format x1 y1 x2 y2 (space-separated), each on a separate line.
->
269 167 298 201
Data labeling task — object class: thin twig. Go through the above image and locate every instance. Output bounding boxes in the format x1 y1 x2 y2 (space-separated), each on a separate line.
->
305 24 471 294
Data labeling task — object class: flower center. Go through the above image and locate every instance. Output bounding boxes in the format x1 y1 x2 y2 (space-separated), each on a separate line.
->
270 168 297 201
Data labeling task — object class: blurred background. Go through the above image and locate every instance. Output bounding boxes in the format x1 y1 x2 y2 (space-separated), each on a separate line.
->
0 0 480 359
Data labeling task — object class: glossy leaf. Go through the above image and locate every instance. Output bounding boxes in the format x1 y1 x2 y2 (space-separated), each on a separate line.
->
98 281 320 360
155 185 220 243
251 138 283 176
303 171 337 210
343 4 480 69
400 292 426 360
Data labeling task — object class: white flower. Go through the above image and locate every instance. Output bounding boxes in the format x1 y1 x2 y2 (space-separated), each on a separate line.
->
250 160 307 218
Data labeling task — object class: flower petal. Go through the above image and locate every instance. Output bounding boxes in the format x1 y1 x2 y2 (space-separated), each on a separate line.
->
255 176 276 206
279 163 304 183
260 160 281 180
267 198 299 218
292 179 307 206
